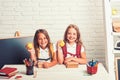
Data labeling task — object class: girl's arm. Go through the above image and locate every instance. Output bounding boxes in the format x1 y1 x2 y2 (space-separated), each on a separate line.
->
28 49 37 65
76 45 87 64
64 52 87 64
57 40 64 64
73 51 87 64
57 47 64 64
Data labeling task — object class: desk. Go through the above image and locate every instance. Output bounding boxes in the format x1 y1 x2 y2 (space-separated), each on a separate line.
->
2 63 109 80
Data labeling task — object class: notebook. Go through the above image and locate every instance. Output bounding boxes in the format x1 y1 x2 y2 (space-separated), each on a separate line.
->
0 67 17 77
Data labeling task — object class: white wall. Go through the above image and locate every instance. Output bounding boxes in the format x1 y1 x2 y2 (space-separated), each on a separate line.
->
0 0 106 65
104 0 115 80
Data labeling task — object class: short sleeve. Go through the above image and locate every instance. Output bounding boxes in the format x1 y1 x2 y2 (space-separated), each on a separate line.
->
81 46 85 52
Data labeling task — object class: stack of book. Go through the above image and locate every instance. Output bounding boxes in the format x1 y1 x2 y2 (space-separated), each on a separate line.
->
0 67 18 79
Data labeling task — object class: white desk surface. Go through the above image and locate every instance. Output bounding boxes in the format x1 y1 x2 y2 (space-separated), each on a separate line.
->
1 63 110 80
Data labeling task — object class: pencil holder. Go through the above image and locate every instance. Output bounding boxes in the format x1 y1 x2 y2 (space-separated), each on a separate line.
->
87 64 98 74
26 65 34 75
86 60 98 74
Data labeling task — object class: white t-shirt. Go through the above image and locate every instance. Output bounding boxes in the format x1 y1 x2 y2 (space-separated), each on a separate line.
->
65 42 84 58
38 44 56 62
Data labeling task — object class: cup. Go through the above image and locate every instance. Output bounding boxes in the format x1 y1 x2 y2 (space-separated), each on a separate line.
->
26 65 34 75
87 63 98 74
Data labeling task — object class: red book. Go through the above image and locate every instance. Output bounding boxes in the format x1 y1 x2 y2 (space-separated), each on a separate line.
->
0 67 17 77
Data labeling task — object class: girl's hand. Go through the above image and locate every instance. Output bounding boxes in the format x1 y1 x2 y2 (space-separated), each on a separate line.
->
34 60 38 66
25 42 35 55
57 40 61 48
28 48 35 54
64 57 74 63
57 40 65 48
37 61 43 68
59 40 65 47
27 49 36 62
43 62 50 68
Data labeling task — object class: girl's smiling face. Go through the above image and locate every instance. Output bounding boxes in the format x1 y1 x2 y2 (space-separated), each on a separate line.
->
67 28 77 44
37 33 48 49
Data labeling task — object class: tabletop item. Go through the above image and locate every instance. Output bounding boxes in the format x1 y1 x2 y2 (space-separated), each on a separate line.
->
87 60 98 74
0 67 17 78
113 20 120 32
15 75 22 79
66 61 78 68
26 65 34 75
23 58 34 75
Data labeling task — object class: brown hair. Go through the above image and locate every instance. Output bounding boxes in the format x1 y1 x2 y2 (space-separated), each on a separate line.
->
64 24 83 45
33 29 52 58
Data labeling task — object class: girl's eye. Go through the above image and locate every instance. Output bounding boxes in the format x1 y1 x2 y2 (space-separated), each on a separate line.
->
38 38 42 40
38 37 47 40
67 32 76 35
44 37 47 40
73 33 76 35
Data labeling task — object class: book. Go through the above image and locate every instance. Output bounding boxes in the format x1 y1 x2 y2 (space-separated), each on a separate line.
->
0 67 17 77
66 61 79 68
0 75 13 79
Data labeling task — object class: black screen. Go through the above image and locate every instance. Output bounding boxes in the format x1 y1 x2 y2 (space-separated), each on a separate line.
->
0 36 33 68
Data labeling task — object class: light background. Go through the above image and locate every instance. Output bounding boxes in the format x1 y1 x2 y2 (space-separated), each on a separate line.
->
0 0 106 65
